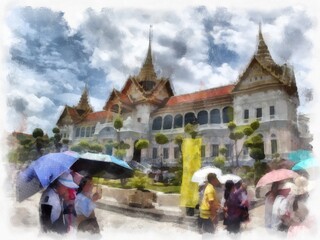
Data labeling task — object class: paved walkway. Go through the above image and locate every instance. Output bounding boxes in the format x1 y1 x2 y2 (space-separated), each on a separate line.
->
8 185 267 237
96 191 266 232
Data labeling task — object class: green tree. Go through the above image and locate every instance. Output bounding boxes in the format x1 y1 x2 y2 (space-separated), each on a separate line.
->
227 120 260 167
70 140 103 153
213 146 227 169
114 116 123 144
172 134 184 185
213 155 225 169
114 149 127 159
244 134 265 161
155 133 169 168
32 128 49 156
135 139 150 150
127 171 151 190
52 127 62 152
89 143 103 153
184 123 198 139
244 133 266 183
32 128 44 138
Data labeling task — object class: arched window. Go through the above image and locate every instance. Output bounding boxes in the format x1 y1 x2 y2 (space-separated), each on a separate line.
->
197 111 208 125
80 127 85 137
152 116 162 130
75 127 80 138
174 114 183 128
86 127 91 137
222 106 234 123
163 115 173 130
184 112 196 125
91 126 95 136
210 109 221 124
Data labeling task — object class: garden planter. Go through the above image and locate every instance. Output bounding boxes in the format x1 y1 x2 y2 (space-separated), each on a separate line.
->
128 189 156 208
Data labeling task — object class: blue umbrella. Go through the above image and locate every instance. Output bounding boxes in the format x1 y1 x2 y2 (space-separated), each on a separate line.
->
71 152 134 179
288 150 312 163
292 157 319 171
16 151 80 202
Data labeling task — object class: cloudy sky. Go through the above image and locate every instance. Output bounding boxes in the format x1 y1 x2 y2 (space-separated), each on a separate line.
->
2 0 319 136
1 1 320 239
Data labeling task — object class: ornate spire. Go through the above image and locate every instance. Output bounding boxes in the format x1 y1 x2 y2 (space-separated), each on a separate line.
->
76 84 93 113
255 24 276 67
138 25 157 81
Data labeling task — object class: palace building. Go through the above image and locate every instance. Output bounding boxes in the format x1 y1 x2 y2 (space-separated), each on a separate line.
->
56 26 310 167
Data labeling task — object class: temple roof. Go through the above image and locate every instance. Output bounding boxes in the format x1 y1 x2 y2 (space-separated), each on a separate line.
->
75 85 93 113
80 110 111 123
233 25 298 97
164 84 234 107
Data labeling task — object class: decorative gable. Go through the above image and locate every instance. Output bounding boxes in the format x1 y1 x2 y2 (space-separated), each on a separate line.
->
233 26 298 99
56 106 80 126
234 59 281 92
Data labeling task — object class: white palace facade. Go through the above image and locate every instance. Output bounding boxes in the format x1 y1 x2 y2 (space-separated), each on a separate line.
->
56 27 311 167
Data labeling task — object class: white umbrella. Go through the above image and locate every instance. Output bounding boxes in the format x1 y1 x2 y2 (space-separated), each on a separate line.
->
191 166 222 184
218 174 241 184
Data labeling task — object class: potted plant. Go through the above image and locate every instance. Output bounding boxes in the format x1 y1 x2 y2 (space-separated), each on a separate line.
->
127 171 156 208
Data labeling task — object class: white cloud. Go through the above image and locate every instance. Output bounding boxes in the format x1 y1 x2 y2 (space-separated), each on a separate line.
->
2 1 320 240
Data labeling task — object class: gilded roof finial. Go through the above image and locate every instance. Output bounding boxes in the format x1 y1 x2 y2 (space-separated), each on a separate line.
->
76 82 93 113
149 25 153 47
138 25 157 81
255 23 276 67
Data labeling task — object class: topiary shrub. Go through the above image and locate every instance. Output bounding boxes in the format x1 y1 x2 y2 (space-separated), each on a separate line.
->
113 116 123 130
114 149 127 159
213 155 226 169
135 139 150 150
250 120 260 131
127 172 151 190
155 133 169 145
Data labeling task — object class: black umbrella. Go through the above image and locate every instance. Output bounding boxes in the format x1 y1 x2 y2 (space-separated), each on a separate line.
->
71 152 134 179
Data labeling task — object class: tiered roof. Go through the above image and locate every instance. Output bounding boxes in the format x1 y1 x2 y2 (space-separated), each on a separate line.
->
233 25 298 97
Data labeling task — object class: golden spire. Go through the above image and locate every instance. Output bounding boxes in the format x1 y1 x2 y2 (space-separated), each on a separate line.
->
138 25 157 81
76 83 93 113
255 23 276 67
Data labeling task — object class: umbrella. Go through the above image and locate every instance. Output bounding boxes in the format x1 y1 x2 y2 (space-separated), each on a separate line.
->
218 174 241 184
191 166 222 184
256 169 299 188
288 150 312 163
268 159 296 170
16 151 80 202
71 152 134 179
292 157 319 171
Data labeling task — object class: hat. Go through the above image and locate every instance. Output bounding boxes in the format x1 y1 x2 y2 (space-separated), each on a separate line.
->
71 171 84 185
294 176 314 195
278 182 297 194
58 172 79 189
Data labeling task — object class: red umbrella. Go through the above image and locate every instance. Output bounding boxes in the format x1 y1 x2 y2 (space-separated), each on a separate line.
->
256 169 299 188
